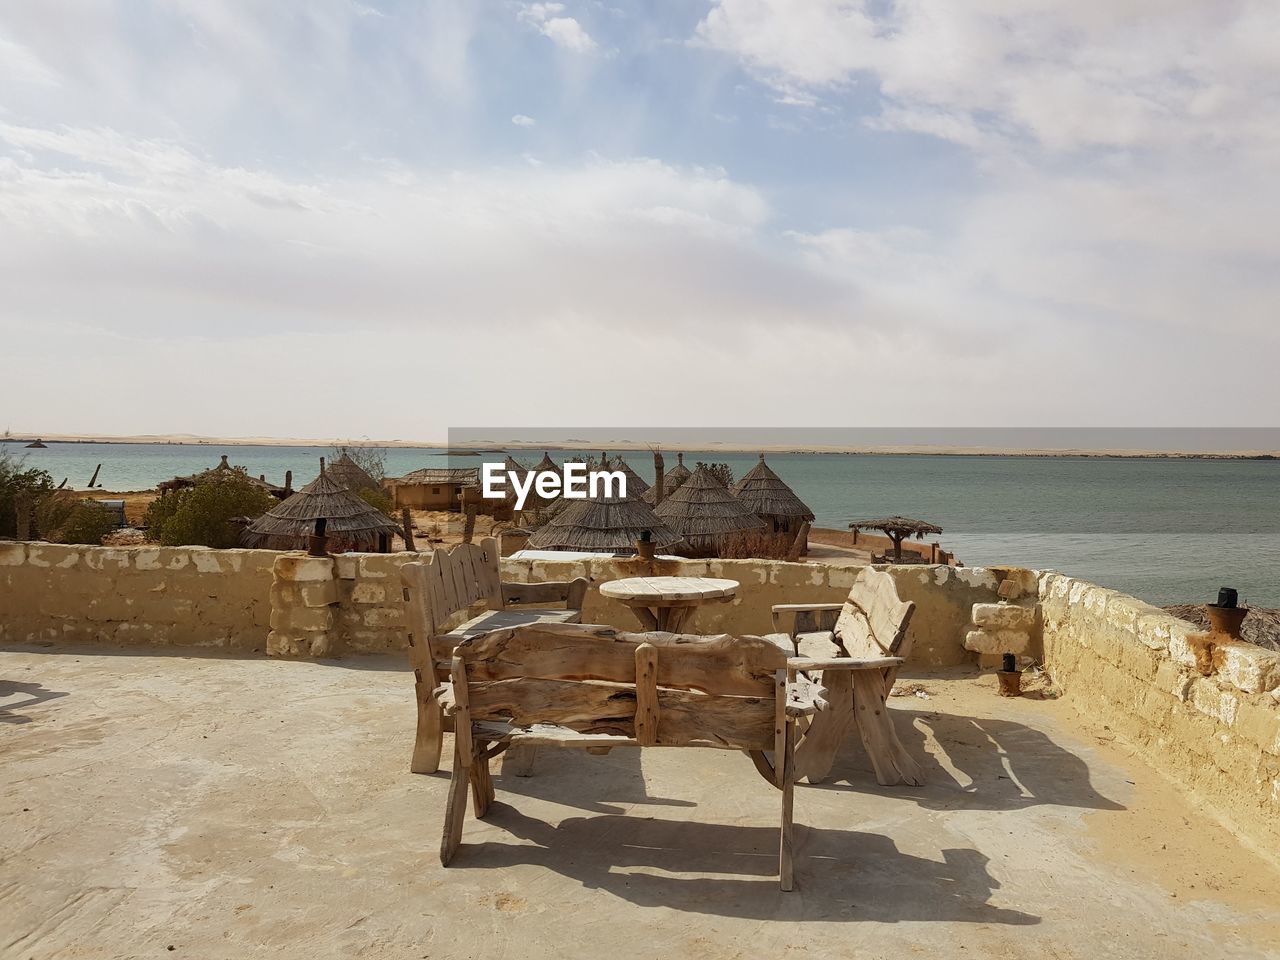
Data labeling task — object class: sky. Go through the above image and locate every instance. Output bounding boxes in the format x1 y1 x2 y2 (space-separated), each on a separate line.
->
2 1 1278 440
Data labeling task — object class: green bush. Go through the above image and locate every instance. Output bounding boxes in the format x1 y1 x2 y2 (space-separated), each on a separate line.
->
33 492 116 545
356 486 396 517
145 473 274 548
0 449 56 538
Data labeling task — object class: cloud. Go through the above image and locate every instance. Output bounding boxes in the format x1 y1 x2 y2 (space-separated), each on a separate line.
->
518 2 598 53
695 1 1280 156
511 114 536 127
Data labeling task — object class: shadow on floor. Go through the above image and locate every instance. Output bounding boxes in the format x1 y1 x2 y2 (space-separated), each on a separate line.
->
814 709 1125 812
488 748 697 814
456 805 1039 924
0 679 69 724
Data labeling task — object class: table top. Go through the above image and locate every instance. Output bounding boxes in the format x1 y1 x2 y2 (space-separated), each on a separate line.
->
599 576 739 605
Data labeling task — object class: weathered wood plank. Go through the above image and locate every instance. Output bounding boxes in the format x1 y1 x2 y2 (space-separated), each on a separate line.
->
634 642 659 746
457 623 784 697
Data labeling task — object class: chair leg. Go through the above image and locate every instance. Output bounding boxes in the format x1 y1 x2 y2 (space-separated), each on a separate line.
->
411 684 444 775
440 740 471 865
470 745 495 818
851 671 925 786
779 719 796 891
500 744 538 777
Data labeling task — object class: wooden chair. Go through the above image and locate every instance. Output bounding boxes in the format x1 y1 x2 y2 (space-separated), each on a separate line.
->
401 537 588 775
436 622 888 891
768 566 924 786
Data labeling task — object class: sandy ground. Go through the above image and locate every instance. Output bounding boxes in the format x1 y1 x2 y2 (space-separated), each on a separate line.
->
2 649 1277 960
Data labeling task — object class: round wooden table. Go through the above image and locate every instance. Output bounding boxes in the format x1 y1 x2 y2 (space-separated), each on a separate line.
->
599 576 739 633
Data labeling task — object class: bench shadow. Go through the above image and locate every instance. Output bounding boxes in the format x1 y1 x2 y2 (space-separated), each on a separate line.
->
456 805 1038 924
0 679 69 724
813 708 1125 812
491 747 698 814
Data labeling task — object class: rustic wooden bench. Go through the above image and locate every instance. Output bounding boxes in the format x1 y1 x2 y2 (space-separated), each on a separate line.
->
435 622 881 890
401 537 588 775
768 566 924 786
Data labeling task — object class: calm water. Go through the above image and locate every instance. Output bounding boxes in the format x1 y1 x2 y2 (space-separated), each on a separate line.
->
6 441 1278 606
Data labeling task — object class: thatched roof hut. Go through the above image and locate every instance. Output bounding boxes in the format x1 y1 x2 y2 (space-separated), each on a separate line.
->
158 454 288 499
525 485 683 554
730 454 815 534
241 459 400 552
653 464 765 557
610 456 649 497
326 453 381 494
642 451 693 504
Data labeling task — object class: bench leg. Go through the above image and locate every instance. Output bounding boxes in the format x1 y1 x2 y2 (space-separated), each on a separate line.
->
500 744 538 777
411 682 444 775
779 719 796 891
440 740 471 865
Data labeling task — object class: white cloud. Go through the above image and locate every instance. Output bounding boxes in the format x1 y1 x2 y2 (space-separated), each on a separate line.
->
518 2 598 53
511 114 536 127
0 33 61 87
696 1 1280 156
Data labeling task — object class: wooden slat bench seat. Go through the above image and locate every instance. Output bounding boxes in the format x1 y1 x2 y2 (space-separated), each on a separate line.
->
401 537 588 775
767 566 924 787
436 622 826 890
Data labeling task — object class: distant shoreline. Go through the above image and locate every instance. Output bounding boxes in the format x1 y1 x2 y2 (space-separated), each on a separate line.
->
4 434 1278 460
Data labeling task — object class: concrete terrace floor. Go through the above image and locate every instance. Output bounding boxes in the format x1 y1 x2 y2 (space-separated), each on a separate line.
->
2 648 1278 960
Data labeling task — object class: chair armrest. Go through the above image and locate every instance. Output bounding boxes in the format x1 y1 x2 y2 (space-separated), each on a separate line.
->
771 602 844 635
501 577 590 609
783 674 829 718
788 656 904 671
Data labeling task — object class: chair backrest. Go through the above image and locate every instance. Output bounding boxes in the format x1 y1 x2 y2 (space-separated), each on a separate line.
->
454 622 787 751
402 537 502 635
835 567 916 660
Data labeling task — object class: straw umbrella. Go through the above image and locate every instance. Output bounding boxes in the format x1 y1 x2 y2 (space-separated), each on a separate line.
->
653 464 765 557
847 516 943 561
241 458 400 552
525 484 683 554
642 452 693 504
731 454 815 535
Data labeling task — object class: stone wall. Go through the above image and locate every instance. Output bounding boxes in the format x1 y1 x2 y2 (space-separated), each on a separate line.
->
1039 572 1280 854
1 542 1004 667
0 542 275 650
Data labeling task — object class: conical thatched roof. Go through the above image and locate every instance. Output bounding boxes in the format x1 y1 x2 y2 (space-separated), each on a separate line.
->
525 484 683 554
241 459 400 551
730 454 814 521
611 457 649 496
327 453 381 494
654 464 765 554
642 451 692 504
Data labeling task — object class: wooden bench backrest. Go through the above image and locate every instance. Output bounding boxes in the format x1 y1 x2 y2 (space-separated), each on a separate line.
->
834 567 916 660
402 537 502 636
455 623 788 751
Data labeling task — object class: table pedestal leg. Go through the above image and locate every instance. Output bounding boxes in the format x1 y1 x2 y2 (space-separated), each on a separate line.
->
628 606 660 631
660 606 693 633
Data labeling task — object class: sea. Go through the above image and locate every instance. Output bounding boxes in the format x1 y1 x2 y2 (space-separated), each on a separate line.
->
6 441 1278 607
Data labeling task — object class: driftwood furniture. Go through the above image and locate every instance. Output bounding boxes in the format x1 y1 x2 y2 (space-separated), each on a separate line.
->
768 566 924 786
401 538 588 775
598 575 738 632
436 622 860 890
